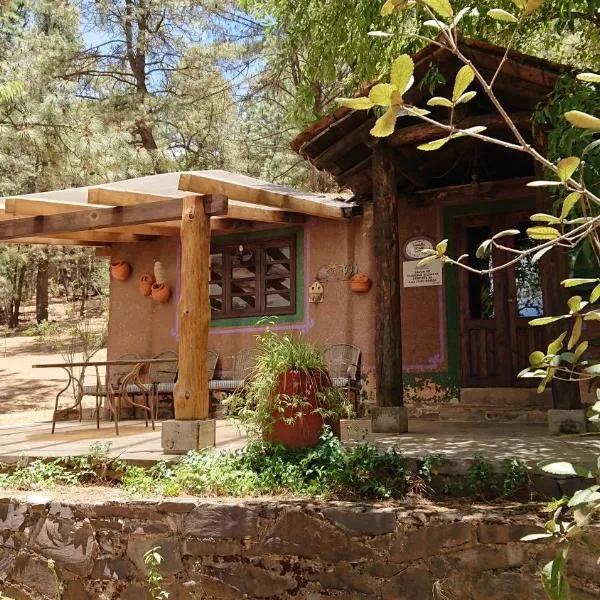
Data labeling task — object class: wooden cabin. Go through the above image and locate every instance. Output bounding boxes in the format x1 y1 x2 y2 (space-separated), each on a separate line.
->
0 38 581 430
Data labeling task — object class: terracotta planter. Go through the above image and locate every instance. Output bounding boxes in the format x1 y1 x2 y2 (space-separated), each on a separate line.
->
349 273 372 293
151 282 171 303
139 272 155 297
266 370 334 448
111 260 132 281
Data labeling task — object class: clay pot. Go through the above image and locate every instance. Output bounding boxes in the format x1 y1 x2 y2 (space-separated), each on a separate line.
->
151 282 171 303
266 370 334 448
111 260 132 281
348 273 372 293
139 272 155 297
154 260 167 284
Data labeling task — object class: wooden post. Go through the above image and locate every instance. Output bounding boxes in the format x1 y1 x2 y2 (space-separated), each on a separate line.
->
372 142 404 407
174 194 228 420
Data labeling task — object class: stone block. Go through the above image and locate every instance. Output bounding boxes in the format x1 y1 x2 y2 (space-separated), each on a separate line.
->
161 419 216 454
206 563 296 598
371 407 408 433
322 507 396 536
477 523 543 544
10 555 58 598
382 564 433 600
340 419 371 442
548 409 587 435
185 502 259 539
126 535 183 577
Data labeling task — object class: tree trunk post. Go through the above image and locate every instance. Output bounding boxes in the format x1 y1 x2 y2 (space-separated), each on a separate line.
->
36 251 49 323
371 142 407 433
162 193 228 453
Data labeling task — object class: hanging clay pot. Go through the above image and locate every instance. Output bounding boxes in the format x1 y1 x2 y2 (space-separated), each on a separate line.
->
139 272 155 297
348 273 372 293
154 260 167 284
111 260 132 281
151 282 171 303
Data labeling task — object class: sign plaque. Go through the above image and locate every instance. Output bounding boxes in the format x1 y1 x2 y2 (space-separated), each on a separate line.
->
403 260 443 288
403 235 436 261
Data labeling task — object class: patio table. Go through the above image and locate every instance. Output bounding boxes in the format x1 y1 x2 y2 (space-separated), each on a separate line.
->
33 358 178 433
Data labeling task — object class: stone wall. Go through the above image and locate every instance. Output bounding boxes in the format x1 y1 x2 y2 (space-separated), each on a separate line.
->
0 496 598 600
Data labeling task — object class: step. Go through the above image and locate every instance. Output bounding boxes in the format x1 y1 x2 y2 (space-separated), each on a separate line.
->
439 405 548 423
460 388 553 409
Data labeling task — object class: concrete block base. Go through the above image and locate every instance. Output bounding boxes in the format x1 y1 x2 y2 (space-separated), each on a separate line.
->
371 407 408 434
161 419 216 454
340 419 372 442
548 409 587 436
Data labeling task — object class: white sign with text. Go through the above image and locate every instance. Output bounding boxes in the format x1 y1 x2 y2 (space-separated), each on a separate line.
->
403 260 443 288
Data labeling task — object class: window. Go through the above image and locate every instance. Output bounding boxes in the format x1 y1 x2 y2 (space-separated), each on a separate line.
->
210 235 296 319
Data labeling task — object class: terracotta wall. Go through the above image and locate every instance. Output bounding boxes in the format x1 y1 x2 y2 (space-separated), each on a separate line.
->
107 210 376 382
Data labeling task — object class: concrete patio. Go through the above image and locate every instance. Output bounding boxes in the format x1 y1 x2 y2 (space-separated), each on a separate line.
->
0 418 599 472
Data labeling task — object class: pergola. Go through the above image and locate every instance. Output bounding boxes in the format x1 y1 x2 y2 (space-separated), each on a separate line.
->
0 170 360 450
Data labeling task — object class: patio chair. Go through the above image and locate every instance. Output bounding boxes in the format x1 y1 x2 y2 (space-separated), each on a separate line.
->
106 353 146 435
146 350 178 420
209 347 258 392
323 344 361 410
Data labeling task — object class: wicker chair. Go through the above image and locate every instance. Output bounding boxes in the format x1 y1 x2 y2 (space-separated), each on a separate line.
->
323 344 361 409
209 347 258 392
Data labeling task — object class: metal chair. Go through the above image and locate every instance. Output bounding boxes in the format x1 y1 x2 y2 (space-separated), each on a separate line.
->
209 347 258 392
323 344 361 410
146 351 178 420
106 353 145 435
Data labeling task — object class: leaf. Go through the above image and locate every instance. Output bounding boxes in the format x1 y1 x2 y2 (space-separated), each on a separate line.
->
560 192 581 220
370 108 397 137
368 30 394 37
451 125 487 139
547 332 567 355
584 311 600 321
532 246 553 263
584 364 600 375
391 55 414 95
423 19 445 29
527 180 563 187
568 317 582 350
455 90 477 104
583 139 600 156
591 284 600 303
542 462 578 476
574 341 589 361
492 229 520 240
418 255 440 266
511 0 527 8
427 96 453 107
522 533 553 541
529 315 569 326
568 486 600 508
369 83 395 106
561 278 597 287
418 137 450 151
436 239 448 254
567 296 582 313
404 106 430 117
529 351 546 367
423 0 454 19
336 97 375 110
476 239 492 259
452 65 474 102
530 213 561 224
527 226 560 240
381 0 397 16
524 0 544 14
557 157 580 182
487 8 518 22
577 73 600 83
565 110 600 131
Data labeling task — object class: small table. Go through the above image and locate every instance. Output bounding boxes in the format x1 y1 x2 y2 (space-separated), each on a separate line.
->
34 358 178 434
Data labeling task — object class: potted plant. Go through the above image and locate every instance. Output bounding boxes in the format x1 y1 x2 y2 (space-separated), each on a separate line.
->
226 321 353 448
111 260 131 281
349 273 372 293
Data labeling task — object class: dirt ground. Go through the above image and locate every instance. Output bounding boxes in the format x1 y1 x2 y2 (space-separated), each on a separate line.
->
0 299 106 425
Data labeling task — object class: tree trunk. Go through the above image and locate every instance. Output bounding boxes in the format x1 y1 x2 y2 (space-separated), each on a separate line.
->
372 142 404 407
36 254 49 323
9 263 27 329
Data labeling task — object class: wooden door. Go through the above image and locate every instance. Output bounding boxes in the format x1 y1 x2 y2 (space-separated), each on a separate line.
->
455 211 546 387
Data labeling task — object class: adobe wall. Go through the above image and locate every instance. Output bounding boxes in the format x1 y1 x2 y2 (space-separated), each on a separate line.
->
107 210 376 384
0 496 598 600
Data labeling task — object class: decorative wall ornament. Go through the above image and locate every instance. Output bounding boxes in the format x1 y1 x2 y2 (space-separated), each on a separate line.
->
403 235 436 261
309 281 324 303
111 260 132 281
154 260 167 283
139 273 155 297
315 263 358 282
151 282 172 303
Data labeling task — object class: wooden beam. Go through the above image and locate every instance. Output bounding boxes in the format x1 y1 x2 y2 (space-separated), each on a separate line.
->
0 197 192 240
373 142 403 407
5 197 179 237
179 172 357 219
388 112 532 147
173 196 212 420
1 237 110 247
89 186 306 224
